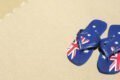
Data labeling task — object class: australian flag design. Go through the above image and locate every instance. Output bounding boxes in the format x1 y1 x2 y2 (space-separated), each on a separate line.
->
67 36 90 60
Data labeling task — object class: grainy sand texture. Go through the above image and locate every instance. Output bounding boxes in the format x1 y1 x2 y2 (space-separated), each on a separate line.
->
0 0 119 80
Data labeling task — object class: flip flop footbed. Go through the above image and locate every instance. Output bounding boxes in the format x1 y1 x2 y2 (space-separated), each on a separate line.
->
67 20 107 66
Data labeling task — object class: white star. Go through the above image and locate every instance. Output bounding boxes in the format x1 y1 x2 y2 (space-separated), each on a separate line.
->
113 35 115 37
118 32 120 34
87 34 91 37
95 30 98 33
83 50 89 53
102 55 106 59
111 47 115 51
93 25 96 28
115 41 119 45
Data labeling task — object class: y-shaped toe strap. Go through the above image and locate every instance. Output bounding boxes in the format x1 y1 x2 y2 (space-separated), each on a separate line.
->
100 37 120 58
77 29 100 51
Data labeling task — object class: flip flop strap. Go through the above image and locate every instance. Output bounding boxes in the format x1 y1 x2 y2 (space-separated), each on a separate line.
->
100 37 120 58
77 29 100 50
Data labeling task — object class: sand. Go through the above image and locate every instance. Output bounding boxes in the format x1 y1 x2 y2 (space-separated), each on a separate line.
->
0 0 119 80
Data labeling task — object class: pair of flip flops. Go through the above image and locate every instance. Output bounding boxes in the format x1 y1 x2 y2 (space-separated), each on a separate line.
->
67 20 120 74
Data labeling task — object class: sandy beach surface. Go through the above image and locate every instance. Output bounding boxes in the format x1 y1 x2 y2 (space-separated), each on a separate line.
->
0 0 119 80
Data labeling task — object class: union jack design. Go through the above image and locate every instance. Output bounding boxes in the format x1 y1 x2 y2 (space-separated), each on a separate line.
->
109 53 120 72
67 39 79 60
81 36 90 44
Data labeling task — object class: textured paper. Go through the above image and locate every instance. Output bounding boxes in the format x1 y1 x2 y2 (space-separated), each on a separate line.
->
0 0 119 80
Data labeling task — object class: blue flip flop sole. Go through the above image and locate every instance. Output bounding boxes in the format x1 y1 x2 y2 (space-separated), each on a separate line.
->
67 19 107 66
98 25 120 74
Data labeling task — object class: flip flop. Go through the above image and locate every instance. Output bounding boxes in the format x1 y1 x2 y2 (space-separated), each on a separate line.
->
67 19 107 66
97 25 120 74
